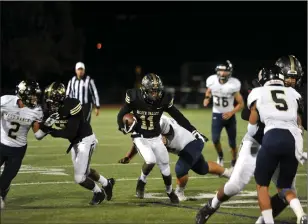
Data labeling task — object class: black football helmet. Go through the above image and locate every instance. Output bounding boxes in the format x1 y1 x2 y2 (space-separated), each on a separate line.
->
44 82 66 114
275 55 304 89
15 80 41 108
257 65 285 87
215 60 233 83
141 73 164 104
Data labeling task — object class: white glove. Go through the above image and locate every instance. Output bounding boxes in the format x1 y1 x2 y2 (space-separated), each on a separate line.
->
44 113 59 127
123 117 137 134
192 130 208 143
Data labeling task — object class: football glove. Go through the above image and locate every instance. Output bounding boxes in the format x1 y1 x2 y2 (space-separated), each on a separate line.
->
44 113 59 127
118 157 130 164
192 130 208 143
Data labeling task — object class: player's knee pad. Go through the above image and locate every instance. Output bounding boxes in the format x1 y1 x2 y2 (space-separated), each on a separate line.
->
278 188 296 202
74 174 86 184
193 161 209 175
175 160 189 178
158 163 170 176
224 180 243 197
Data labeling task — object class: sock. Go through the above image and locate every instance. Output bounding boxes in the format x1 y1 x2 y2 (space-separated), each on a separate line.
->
211 194 221 209
261 209 274 224
290 198 305 220
166 185 172 194
218 151 224 158
255 216 264 224
140 171 147 183
98 175 108 187
92 184 102 193
176 185 185 192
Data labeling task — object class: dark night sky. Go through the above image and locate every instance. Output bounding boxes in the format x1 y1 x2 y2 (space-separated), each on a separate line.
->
2 1 307 93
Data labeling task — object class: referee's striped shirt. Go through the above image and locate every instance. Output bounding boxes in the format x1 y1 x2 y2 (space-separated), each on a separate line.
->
66 75 100 108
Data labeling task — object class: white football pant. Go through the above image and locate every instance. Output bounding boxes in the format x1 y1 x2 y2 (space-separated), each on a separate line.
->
133 134 170 176
71 134 98 184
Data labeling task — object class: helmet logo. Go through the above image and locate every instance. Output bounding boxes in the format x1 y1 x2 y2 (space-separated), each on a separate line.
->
18 81 27 94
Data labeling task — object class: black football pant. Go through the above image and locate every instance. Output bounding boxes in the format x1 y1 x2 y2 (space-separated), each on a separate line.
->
0 142 27 200
82 103 92 124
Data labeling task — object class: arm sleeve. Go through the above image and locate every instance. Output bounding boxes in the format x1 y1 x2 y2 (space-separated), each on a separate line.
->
66 79 72 97
117 90 134 129
165 105 196 132
90 79 100 108
50 115 80 139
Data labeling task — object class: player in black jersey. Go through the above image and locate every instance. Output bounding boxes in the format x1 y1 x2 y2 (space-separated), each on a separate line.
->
117 73 206 203
42 82 115 205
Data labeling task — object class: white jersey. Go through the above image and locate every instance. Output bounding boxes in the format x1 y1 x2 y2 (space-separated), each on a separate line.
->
247 86 301 134
206 74 241 113
0 95 43 147
160 114 195 154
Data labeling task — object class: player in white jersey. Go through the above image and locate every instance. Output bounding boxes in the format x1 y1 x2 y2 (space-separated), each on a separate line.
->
0 80 47 209
119 114 233 201
248 66 307 224
203 60 244 167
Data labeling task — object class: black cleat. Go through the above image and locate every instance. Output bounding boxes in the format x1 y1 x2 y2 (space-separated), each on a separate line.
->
167 190 179 204
103 178 115 201
136 178 146 199
89 191 105 205
195 199 219 224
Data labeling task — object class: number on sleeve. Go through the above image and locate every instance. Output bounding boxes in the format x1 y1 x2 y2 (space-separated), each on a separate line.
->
140 115 154 130
270 90 288 111
8 122 21 139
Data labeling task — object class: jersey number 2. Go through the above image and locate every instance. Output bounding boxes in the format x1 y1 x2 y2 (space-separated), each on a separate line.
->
8 122 21 139
213 96 228 107
140 115 154 130
271 90 288 111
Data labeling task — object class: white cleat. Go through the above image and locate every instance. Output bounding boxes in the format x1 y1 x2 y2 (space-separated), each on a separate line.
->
0 196 5 209
175 190 187 201
217 157 224 167
220 167 234 178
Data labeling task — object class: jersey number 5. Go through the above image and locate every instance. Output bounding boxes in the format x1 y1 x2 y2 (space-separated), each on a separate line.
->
271 90 288 111
8 122 21 139
213 96 229 107
140 115 154 130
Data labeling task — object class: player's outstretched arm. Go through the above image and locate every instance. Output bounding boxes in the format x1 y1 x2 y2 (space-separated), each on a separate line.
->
118 144 138 164
165 105 195 132
247 102 259 137
32 121 48 140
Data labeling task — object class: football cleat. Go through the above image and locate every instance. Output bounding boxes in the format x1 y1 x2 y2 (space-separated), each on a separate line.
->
89 191 105 205
167 190 180 204
195 199 219 224
175 189 187 202
220 167 234 178
217 157 224 167
136 178 146 199
299 215 307 224
103 178 115 201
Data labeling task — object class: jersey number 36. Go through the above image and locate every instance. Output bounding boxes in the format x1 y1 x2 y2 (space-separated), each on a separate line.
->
213 96 229 107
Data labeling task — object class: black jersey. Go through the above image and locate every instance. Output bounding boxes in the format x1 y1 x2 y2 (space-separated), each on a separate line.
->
117 88 196 138
241 87 264 145
49 98 93 143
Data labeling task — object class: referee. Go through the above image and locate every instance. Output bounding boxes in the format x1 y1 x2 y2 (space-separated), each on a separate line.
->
66 62 100 123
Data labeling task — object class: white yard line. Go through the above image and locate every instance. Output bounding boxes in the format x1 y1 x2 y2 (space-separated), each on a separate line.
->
11 174 307 186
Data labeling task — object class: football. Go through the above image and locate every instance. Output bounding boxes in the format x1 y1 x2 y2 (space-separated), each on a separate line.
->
123 113 135 127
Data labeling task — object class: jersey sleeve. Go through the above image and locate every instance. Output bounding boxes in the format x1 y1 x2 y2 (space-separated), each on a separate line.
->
34 106 44 122
117 89 135 129
247 87 261 109
69 100 82 116
160 114 171 134
206 75 215 88
231 78 241 93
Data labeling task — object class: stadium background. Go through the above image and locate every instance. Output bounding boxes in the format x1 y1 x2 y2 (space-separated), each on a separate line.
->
1 2 307 224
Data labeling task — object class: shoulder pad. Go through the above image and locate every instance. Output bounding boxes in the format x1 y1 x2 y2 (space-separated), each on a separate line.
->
65 98 82 116
230 78 241 92
125 89 137 104
247 87 261 109
289 87 302 100
161 92 174 108
1 95 19 107
206 75 216 88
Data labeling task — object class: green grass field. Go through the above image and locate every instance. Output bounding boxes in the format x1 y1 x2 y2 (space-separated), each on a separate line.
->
1 109 307 224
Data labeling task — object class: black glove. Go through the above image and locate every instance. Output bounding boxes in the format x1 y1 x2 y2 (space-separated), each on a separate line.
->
118 157 130 164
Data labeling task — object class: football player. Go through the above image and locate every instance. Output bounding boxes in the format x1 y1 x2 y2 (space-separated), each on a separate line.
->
203 60 244 167
247 66 307 224
118 114 233 201
196 67 307 224
42 82 115 205
117 73 206 204
0 80 46 209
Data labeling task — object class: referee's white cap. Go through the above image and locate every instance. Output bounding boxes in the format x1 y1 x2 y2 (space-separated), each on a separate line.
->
75 62 85 70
